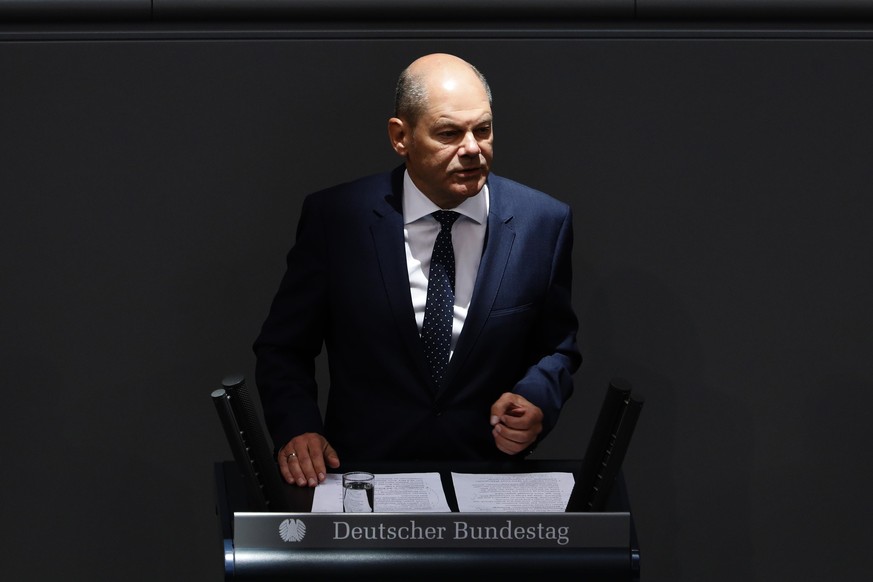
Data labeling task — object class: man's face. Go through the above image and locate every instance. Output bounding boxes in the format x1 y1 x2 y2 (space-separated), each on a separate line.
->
398 78 493 209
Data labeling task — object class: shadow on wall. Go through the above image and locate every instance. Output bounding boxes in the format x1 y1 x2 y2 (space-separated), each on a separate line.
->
774 371 873 580
580 267 755 580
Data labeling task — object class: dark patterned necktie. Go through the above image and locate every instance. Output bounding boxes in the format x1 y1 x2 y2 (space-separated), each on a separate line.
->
421 210 460 386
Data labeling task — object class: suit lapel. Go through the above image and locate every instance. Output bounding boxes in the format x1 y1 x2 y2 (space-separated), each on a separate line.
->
370 168 434 387
442 178 515 391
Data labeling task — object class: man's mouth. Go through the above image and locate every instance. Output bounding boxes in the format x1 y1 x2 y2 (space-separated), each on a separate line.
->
453 167 483 178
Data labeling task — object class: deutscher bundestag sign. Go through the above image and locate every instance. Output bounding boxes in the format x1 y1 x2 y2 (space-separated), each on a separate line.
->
234 512 630 550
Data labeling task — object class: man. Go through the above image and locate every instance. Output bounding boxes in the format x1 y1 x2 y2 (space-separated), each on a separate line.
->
254 53 580 488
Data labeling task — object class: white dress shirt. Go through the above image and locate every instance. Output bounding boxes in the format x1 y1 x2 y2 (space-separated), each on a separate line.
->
402 170 489 359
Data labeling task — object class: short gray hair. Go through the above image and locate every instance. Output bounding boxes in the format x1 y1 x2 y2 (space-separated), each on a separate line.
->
394 62 492 127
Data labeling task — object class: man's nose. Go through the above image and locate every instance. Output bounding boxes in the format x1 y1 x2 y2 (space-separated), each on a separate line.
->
460 132 480 157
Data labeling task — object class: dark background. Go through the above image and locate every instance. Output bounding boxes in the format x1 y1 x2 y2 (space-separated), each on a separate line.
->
2 18 872 581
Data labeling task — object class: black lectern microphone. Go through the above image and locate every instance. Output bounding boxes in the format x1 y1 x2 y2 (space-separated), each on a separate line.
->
212 387 266 511
566 378 644 512
587 390 644 511
212 375 291 512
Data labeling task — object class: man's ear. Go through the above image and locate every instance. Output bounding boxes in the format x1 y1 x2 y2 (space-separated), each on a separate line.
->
387 117 409 157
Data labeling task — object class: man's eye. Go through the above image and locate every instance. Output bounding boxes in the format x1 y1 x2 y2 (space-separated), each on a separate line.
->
438 131 458 138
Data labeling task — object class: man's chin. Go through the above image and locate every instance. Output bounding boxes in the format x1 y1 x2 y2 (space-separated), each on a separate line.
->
451 184 485 201
451 173 487 192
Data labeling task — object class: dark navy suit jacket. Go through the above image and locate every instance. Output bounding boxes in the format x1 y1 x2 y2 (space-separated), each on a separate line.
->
254 166 581 462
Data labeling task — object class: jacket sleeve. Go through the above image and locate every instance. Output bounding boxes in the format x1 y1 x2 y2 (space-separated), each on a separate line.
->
253 194 329 452
511 205 581 440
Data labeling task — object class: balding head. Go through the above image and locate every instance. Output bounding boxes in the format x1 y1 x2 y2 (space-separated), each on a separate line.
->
387 53 494 208
394 53 492 128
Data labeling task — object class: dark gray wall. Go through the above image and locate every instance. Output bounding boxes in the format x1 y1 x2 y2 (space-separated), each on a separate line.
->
2 24 872 581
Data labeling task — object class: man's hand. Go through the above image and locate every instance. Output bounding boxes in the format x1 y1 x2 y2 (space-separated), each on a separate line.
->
490 393 544 455
278 432 341 487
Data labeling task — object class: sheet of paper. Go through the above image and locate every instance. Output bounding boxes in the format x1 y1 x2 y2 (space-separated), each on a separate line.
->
451 472 575 512
311 472 451 513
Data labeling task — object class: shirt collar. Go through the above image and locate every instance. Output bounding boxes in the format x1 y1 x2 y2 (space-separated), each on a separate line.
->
402 169 489 226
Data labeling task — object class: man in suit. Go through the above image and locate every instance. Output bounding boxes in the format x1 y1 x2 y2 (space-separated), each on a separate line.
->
254 53 581 488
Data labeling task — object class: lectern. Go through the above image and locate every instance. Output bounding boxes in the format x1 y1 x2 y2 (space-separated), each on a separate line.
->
215 460 640 581
212 377 642 580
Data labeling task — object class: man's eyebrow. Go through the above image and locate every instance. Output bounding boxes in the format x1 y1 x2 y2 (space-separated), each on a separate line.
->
432 118 462 129
432 115 493 129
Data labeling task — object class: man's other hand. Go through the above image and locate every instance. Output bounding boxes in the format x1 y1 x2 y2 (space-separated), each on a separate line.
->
489 393 543 455
278 432 341 487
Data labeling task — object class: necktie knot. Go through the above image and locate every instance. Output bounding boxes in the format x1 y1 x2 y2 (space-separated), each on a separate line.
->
432 210 460 230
